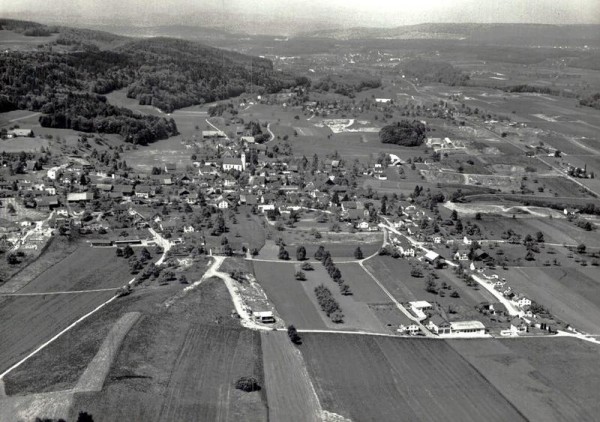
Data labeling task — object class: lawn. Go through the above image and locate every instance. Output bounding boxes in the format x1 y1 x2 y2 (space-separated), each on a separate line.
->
449 338 598 421
301 333 525 422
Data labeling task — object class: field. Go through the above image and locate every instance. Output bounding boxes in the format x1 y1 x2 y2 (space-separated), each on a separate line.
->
508 267 600 334
0 290 114 373
301 333 525 422
363 256 495 311
450 338 599 421
0 136 49 153
260 331 322 422
68 278 267 421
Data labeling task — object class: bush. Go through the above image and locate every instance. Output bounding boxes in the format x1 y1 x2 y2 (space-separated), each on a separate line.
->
287 325 302 344
235 376 261 392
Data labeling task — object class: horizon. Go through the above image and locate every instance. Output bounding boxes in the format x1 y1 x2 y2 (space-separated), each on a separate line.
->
2 0 599 35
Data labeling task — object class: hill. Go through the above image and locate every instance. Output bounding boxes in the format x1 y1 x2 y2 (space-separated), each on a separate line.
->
299 23 600 47
0 20 301 145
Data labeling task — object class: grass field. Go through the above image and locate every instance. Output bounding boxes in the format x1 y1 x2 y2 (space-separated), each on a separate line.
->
450 338 598 421
251 260 329 330
17 245 135 293
0 290 114 373
301 333 525 422
0 136 49 153
69 278 267 421
261 331 322 422
508 266 600 334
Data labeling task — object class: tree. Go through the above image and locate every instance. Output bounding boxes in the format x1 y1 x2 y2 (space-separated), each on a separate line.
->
410 267 423 278
525 250 535 261
314 245 325 260
140 247 151 262
535 231 545 243
295 270 306 281
450 209 458 221
116 247 123 257
354 247 363 260
7 253 19 265
301 262 313 271
278 246 290 260
235 376 261 392
76 412 95 422
7 203 15 214
287 325 302 344
296 246 307 261
340 283 352 295
123 245 134 259
425 278 438 293
577 243 587 254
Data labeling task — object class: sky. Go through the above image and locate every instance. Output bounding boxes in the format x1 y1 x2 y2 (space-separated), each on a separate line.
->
2 0 599 33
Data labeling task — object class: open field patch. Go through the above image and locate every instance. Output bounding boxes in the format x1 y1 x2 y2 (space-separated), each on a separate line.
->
450 338 598 421
252 261 328 329
509 267 600 334
261 331 322 422
301 333 525 422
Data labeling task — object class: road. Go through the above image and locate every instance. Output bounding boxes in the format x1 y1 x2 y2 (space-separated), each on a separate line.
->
265 122 275 143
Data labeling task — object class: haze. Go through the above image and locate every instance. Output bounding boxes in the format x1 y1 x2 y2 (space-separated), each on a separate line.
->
2 0 600 35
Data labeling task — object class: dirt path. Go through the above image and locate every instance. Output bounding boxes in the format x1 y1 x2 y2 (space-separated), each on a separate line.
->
74 312 141 392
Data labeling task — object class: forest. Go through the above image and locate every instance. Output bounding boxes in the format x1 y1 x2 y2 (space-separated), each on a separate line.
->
401 59 469 86
379 120 427 146
0 20 301 144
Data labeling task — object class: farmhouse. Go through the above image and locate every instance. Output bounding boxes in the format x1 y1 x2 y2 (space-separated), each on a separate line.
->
7 128 33 137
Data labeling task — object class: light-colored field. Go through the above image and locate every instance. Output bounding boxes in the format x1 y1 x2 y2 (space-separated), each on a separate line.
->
302 334 525 422
450 338 598 421
0 136 49 153
261 331 322 422
509 267 600 334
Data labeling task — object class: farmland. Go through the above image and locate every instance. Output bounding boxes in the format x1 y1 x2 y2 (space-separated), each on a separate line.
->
300 333 525 422
508 267 600 334
450 338 600 420
67 278 267 421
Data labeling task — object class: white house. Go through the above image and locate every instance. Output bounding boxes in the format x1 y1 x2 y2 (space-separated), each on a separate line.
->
514 295 532 308
398 323 420 335
222 153 246 171
47 167 61 180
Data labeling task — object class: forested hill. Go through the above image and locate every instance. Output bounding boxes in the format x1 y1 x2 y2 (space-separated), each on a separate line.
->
0 20 302 145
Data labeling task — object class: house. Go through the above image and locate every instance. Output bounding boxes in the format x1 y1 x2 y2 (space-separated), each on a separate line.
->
202 130 226 139
424 250 443 266
134 185 153 199
7 128 33 137
427 315 452 335
510 317 527 334
36 196 59 211
222 154 246 171
398 323 420 336
67 192 93 203
449 321 486 336
217 198 230 209
113 185 134 196
241 136 255 143
453 250 469 261
409 301 433 321
514 295 532 308
47 167 62 180
252 311 276 324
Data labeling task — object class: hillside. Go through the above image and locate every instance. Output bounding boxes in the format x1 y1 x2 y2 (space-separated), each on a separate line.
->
0 20 300 144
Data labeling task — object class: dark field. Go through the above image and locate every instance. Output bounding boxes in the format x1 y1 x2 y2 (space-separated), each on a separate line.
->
301 333 525 422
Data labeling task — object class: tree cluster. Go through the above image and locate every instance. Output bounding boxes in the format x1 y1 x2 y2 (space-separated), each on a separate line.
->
314 284 344 323
379 120 427 147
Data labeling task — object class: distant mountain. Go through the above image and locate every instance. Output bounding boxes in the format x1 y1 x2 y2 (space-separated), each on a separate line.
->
299 23 600 47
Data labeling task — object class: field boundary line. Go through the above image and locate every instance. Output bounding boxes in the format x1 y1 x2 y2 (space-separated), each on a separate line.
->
0 288 118 296
0 294 118 379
